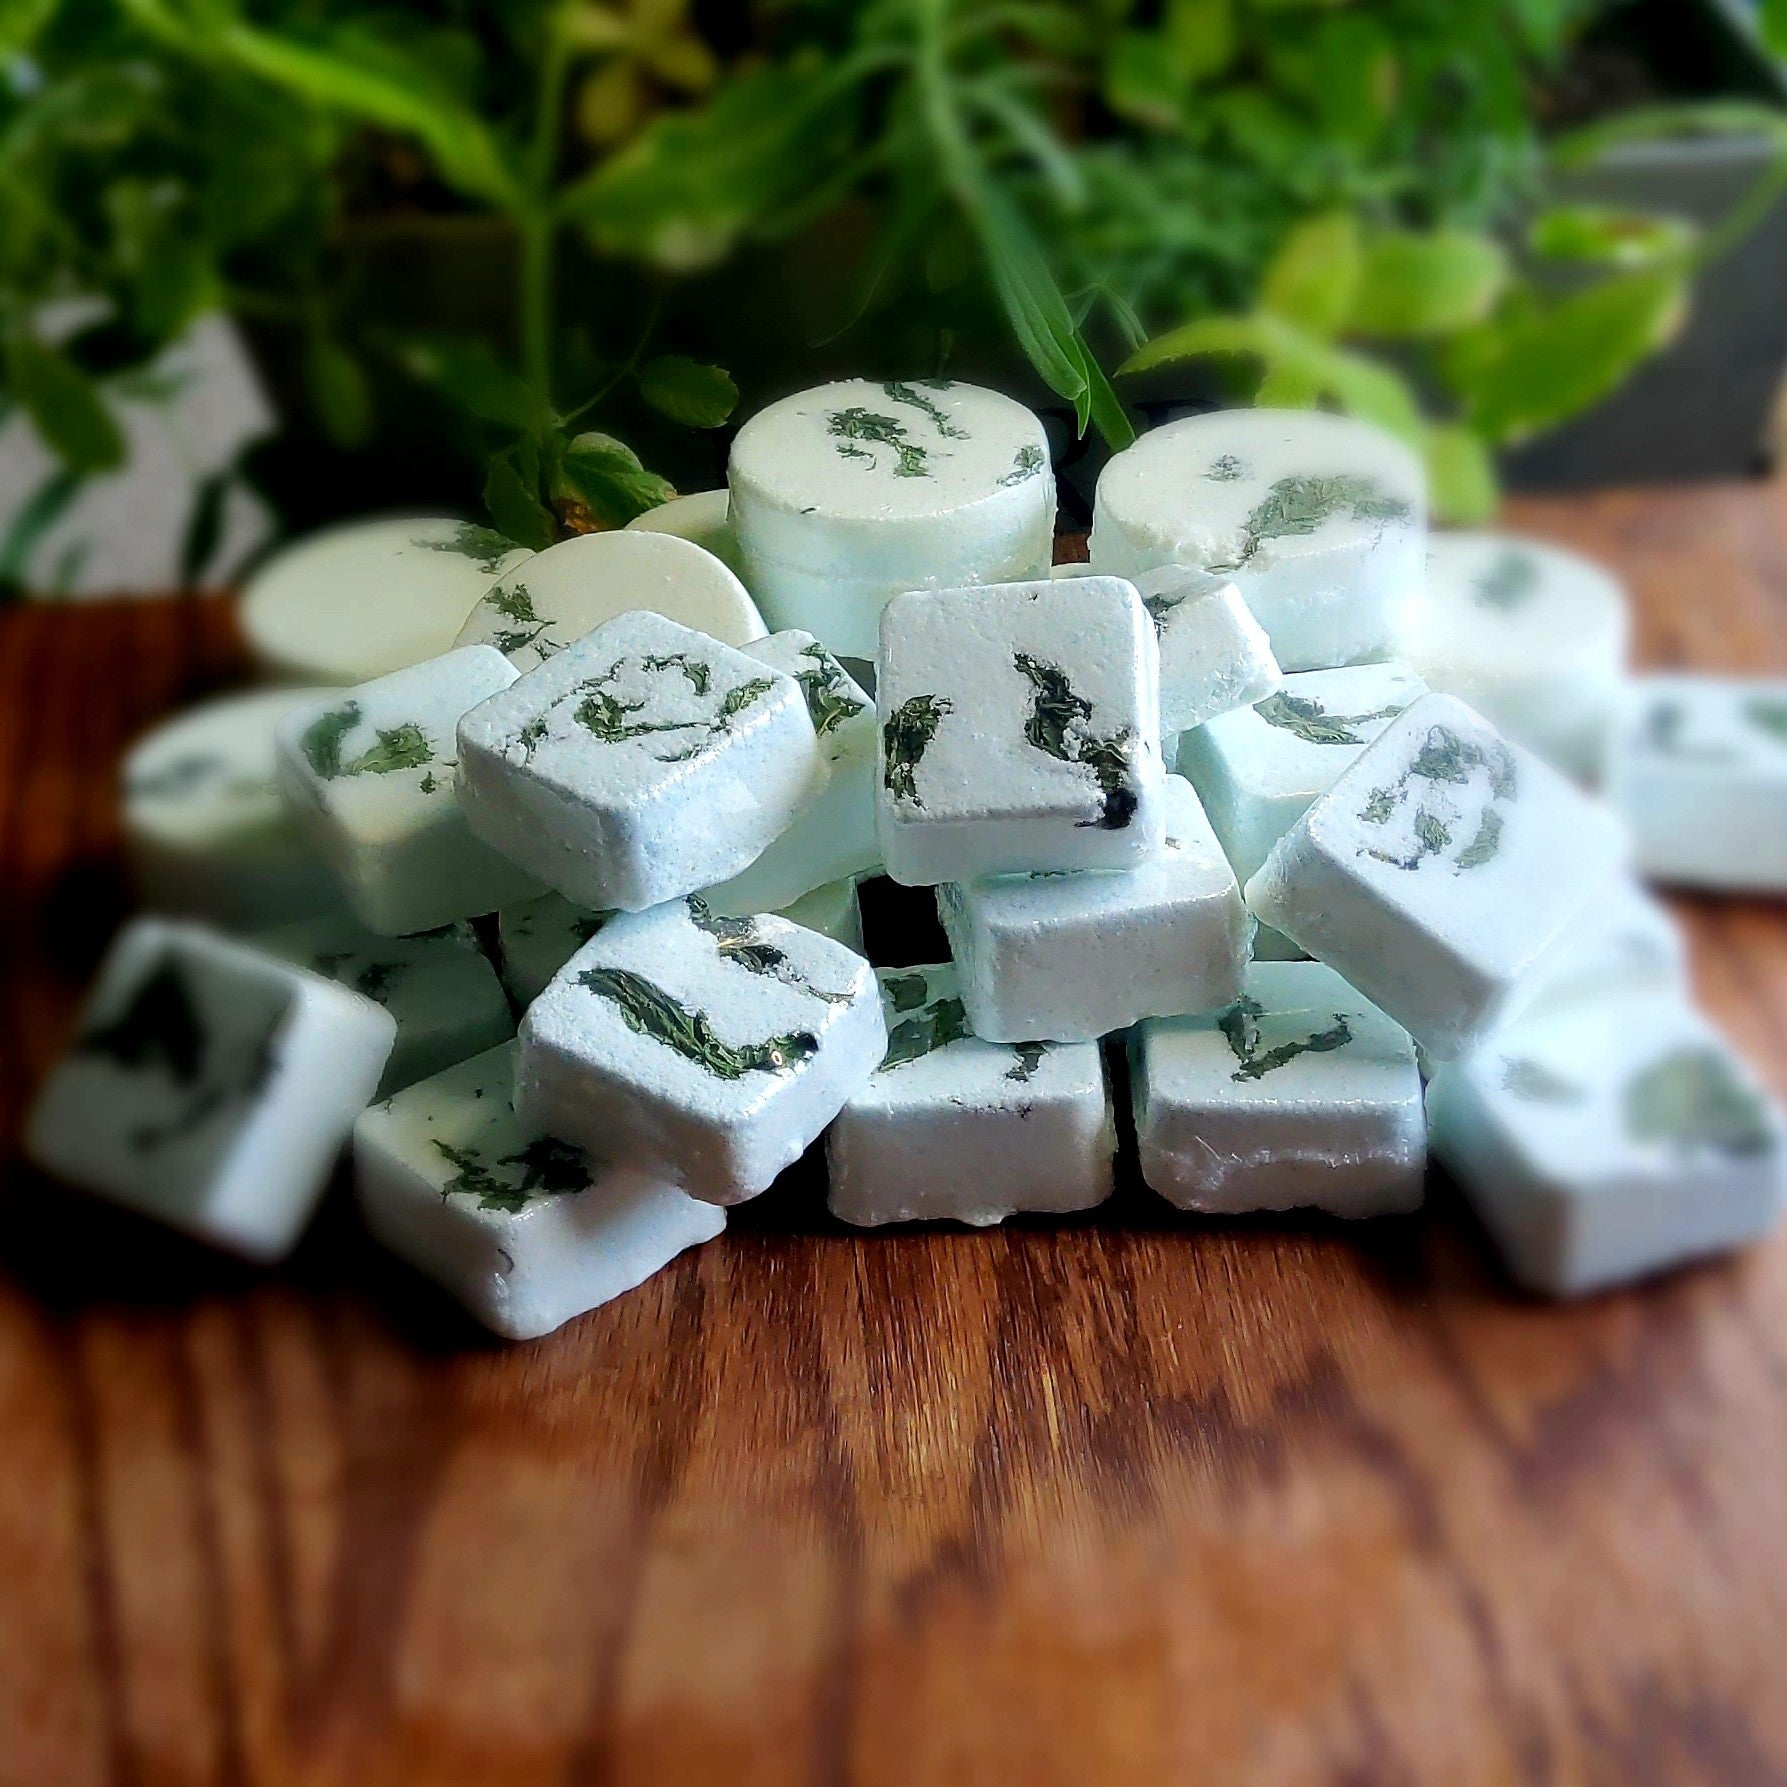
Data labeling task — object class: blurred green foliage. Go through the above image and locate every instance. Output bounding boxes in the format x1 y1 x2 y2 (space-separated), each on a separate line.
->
2 0 1786 559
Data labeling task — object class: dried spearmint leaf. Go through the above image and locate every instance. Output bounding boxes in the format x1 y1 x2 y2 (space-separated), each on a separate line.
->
827 407 931 478
883 694 952 806
1501 1057 1585 1104
1254 690 1409 747
998 444 1046 487
1212 474 1413 573
1206 454 1246 482
313 952 408 1006
432 1135 592 1214
483 581 557 658
1012 653 1139 830
1624 1047 1776 1158
881 994 972 1071
578 967 818 1079
685 897 850 1003
791 643 866 739
77 950 283 1152
881 972 932 1013
1217 995 1353 1081
416 523 518 577
882 380 967 438
299 701 434 781
1005 1043 1048 1083
568 658 775 763
1472 549 1541 613
128 751 265 804
1360 724 1517 873
1745 697 1787 747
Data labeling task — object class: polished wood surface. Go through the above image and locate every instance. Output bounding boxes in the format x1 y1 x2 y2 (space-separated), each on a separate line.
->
3 484 1786 1787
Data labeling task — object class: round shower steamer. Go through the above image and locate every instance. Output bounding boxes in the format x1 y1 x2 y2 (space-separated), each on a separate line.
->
728 378 1054 657
455 528 766 670
123 687 345 928
1400 532 1630 783
1090 409 1426 673
624 488 745 575
241 517 532 684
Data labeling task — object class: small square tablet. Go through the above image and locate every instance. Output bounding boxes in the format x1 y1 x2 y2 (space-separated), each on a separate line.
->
256 915 512 1094
825 963 1114 1227
24 918 396 1260
1131 567 1282 734
456 611 826 911
1178 662 1429 885
704 631 881 912
516 895 885 1205
1426 991 1785 1296
1130 960 1425 1217
277 646 541 935
937 776 1248 1042
355 1043 725 1339
1608 674 1787 892
1246 694 1629 1061
875 577 1166 885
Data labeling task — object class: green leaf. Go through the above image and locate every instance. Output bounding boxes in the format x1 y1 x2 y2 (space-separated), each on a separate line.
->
215 21 519 206
1765 0 1787 58
1104 30 1188 130
484 451 556 551
1260 211 1360 338
305 338 372 450
0 466 83 591
558 431 675 527
1421 425 1498 525
1528 205 1696 269
4 336 125 472
1166 0 1237 83
393 332 535 431
1347 231 1507 339
1552 101 1787 171
1453 270 1688 445
1 0 59 57
637 356 738 429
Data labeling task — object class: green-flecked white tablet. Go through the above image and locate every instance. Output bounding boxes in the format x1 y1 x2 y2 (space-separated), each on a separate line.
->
1090 408 1426 673
1399 533 1630 784
454 528 765 671
241 517 532 685
123 687 345 929
624 488 743 575
729 378 1055 658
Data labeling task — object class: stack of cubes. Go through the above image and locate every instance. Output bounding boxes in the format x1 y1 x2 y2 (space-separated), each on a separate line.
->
22 381 1787 1338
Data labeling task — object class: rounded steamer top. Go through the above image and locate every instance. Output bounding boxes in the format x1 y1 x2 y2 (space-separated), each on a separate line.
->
454 528 766 670
241 517 533 685
1091 409 1425 575
624 488 742 574
1415 532 1629 663
731 379 1049 526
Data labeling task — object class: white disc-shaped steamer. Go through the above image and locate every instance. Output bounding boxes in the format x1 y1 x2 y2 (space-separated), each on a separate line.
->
241 516 532 684
624 489 744 575
728 379 1055 659
1090 408 1426 673
455 529 766 671
1402 532 1630 783
123 686 344 928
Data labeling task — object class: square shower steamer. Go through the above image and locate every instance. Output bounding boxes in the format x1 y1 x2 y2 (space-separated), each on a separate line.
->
457 611 826 911
355 1043 725 1339
1130 959 1425 1217
517 895 885 1205
276 646 541 935
826 963 1114 1227
875 576 1165 885
937 776 1248 1042
1246 694 1628 1061
24 918 395 1259
1427 991 1785 1296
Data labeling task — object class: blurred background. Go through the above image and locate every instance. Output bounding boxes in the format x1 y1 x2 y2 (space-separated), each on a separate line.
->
4 0 1787 593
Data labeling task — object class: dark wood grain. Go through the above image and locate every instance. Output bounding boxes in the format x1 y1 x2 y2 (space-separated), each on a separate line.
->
3 487 1787 1787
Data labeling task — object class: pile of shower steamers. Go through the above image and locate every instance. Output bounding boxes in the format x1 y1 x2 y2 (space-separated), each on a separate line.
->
25 380 1787 1337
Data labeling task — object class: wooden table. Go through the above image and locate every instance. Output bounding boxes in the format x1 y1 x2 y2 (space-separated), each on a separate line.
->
3 485 1786 1787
